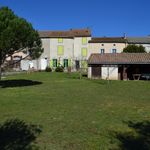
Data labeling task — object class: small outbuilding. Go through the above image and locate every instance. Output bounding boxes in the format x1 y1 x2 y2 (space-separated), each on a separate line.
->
88 53 150 80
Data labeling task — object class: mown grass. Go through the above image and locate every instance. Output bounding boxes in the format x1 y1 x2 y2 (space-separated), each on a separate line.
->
0 72 150 150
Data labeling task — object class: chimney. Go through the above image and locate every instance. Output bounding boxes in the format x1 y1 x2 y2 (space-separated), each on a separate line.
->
123 33 127 39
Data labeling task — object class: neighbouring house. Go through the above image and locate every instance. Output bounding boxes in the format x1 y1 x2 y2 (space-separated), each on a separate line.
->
88 37 127 56
88 53 150 80
127 37 150 53
88 36 150 55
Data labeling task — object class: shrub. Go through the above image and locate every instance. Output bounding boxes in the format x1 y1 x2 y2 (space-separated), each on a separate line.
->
55 66 64 72
45 67 52 72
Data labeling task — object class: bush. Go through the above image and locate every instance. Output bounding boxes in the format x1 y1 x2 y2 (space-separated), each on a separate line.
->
55 66 64 72
45 67 52 72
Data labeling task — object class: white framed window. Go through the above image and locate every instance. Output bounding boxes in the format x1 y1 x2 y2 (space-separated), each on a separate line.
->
112 49 117 53
100 49 105 54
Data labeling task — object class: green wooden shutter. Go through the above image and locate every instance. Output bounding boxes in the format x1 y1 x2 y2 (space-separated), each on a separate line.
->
82 37 87 45
82 48 87 57
53 59 57 67
58 46 64 55
58 38 63 43
50 60 53 68
68 58 71 67
64 59 68 68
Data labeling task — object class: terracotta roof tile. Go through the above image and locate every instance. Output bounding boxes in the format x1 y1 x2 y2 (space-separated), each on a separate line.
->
88 53 150 65
38 29 91 38
88 37 127 43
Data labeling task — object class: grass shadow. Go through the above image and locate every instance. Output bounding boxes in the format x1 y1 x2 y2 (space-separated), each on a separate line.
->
110 120 150 150
0 119 42 150
0 79 42 88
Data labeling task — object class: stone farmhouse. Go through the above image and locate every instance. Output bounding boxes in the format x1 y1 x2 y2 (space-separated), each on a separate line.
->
15 28 150 80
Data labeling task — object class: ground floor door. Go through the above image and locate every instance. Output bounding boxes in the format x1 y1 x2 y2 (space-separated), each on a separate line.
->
92 66 101 78
41 59 47 70
75 60 80 71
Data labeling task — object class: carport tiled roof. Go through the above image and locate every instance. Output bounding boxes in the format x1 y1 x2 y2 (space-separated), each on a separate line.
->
88 53 150 65
38 29 91 38
88 37 127 43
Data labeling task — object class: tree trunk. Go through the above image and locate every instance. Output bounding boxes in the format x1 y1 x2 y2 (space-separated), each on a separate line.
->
0 65 2 81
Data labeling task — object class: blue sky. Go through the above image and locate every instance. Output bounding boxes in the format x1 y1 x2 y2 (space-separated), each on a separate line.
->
0 0 150 37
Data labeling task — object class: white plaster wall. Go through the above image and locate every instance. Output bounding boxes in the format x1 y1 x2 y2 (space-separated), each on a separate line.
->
40 37 91 69
88 43 126 57
39 38 50 70
143 44 150 53
49 38 74 60
40 58 48 70
40 38 50 59
21 60 39 70
74 37 91 60
21 60 30 70
132 44 150 53
102 66 118 80
88 67 92 78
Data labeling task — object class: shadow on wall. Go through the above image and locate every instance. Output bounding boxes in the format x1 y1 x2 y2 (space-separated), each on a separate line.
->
0 79 42 88
0 119 42 150
110 120 150 150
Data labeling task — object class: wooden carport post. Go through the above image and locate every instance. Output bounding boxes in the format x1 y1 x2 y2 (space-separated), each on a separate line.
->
123 65 128 80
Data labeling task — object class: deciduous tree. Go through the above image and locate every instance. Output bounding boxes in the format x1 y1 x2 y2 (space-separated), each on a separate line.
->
123 45 146 53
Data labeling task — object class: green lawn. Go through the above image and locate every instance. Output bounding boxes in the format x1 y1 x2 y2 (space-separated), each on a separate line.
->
0 72 150 150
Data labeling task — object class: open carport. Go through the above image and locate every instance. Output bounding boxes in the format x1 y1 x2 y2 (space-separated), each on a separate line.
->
88 53 150 80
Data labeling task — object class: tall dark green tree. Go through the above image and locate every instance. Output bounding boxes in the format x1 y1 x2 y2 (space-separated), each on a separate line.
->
0 7 43 79
123 45 146 53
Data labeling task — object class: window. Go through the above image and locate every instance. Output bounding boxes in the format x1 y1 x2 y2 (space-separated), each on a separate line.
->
53 59 57 67
81 48 87 57
100 49 105 54
75 60 80 70
112 49 117 53
82 37 87 45
58 38 63 43
57 45 64 55
63 59 68 68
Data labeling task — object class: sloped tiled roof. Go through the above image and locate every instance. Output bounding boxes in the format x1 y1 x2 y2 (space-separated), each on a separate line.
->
127 37 150 44
88 53 150 65
88 37 127 43
38 29 91 38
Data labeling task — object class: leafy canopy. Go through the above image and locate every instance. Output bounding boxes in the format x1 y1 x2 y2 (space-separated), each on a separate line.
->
0 7 43 65
123 45 146 53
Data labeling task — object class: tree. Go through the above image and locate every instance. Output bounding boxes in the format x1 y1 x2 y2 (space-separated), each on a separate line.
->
0 7 43 79
123 45 146 53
